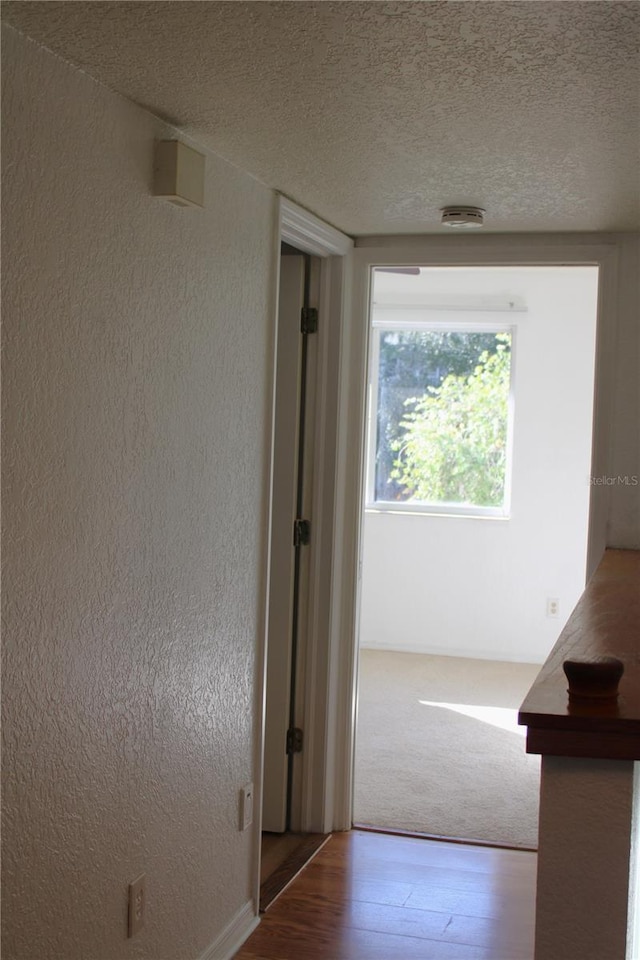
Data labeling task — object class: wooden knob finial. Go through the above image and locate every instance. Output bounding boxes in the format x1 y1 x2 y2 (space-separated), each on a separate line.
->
563 656 624 702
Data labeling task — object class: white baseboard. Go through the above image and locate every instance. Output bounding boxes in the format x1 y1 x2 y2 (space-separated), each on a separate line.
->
199 900 259 960
359 640 545 665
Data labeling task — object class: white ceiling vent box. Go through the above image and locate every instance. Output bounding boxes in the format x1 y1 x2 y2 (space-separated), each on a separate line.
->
154 140 205 208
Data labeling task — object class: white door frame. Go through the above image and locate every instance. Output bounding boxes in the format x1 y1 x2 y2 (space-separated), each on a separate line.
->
277 199 354 837
253 197 353 907
330 233 621 846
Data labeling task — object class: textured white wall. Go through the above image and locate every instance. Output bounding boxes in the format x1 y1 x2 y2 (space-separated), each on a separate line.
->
360 268 599 663
2 27 274 960
535 757 635 960
608 235 640 549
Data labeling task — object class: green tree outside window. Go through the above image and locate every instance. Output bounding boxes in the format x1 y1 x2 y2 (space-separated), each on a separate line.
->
389 333 511 507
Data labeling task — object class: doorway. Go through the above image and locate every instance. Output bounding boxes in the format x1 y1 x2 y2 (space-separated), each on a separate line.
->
256 201 353 913
352 264 600 847
262 246 315 837
260 245 328 907
253 197 353 911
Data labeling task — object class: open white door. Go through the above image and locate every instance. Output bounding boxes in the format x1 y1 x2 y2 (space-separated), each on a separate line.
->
262 254 306 833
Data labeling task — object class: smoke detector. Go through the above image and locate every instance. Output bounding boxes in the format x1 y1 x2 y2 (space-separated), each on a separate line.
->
440 206 485 229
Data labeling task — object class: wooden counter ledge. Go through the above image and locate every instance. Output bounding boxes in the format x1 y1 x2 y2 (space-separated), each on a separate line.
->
518 549 640 760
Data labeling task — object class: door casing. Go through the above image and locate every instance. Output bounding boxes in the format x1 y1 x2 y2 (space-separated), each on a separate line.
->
253 198 353 907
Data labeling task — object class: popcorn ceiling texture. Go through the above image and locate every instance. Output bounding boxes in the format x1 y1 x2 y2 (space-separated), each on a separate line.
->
2 1 639 235
2 26 273 960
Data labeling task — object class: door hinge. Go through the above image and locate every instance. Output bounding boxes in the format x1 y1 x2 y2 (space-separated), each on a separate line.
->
301 307 318 335
286 727 303 755
293 518 311 547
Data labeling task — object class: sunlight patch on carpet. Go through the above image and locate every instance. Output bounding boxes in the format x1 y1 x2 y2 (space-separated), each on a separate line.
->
418 700 526 736
353 651 541 846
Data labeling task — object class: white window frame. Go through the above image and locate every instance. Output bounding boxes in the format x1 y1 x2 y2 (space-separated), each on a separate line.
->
365 295 519 519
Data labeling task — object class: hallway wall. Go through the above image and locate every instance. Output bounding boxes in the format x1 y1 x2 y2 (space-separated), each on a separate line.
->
2 26 274 960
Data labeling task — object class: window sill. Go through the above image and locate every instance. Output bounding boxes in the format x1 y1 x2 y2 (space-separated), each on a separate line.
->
364 504 511 521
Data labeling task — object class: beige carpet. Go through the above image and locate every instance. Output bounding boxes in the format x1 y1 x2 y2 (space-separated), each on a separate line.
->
354 650 541 848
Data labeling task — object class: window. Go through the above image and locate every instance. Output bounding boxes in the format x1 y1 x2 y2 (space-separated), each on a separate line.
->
366 268 517 517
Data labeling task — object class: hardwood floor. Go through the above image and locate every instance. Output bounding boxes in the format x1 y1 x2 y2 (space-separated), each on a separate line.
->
236 829 537 960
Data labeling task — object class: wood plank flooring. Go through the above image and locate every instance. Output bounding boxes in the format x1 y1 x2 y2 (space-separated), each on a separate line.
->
236 829 537 960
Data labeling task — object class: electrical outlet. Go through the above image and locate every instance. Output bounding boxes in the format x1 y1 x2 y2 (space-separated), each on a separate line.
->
546 598 560 618
240 783 253 831
128 874 146 938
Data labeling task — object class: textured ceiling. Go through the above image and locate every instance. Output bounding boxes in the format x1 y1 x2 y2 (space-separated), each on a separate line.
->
3 1 639 235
